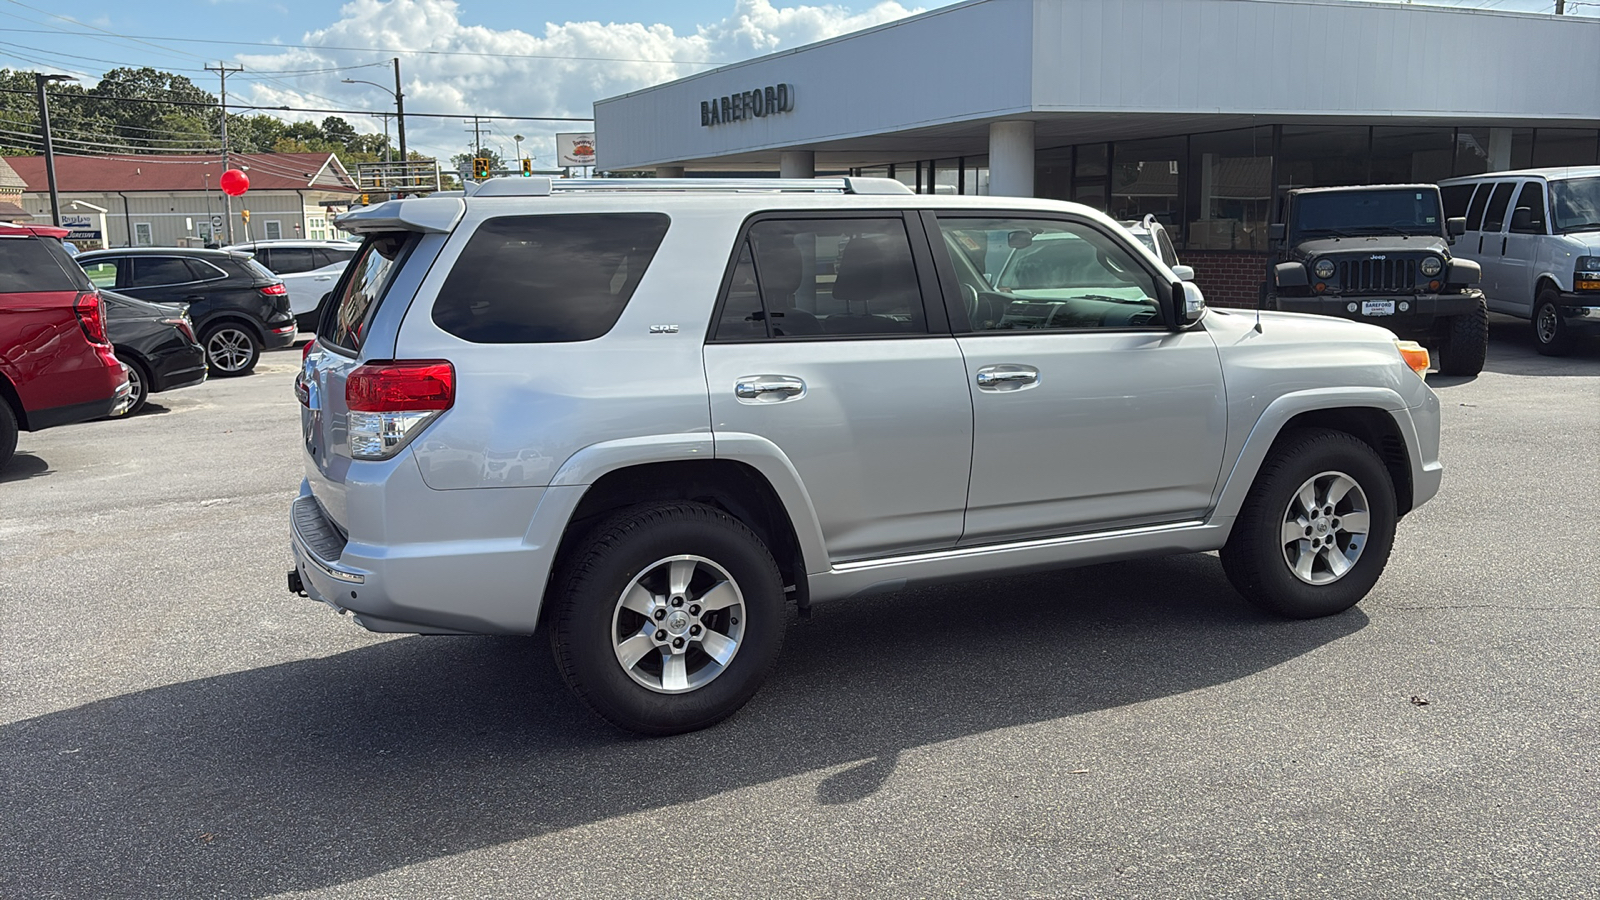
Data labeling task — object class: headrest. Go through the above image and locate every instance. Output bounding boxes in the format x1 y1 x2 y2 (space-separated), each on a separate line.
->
830 234 890 302
753 238 804 301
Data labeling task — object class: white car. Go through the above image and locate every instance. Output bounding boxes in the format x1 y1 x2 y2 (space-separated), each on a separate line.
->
225 240 357 331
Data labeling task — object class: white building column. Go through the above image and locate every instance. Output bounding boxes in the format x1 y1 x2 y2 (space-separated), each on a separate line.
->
989 120 1035 198
779 150 815 179
1487 128 1513 171
655 165 685 178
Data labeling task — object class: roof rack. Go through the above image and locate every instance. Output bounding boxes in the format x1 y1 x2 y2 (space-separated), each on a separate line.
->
467 176 913 198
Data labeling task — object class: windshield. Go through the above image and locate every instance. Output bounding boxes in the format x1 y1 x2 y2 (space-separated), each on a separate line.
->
1549 177 1600 234
1293 189 1442 237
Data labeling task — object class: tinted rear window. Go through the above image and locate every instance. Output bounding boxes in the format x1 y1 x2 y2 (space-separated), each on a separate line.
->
431 213 671 344
1440 183 1476 219
0 236 85 292
320 233 414 353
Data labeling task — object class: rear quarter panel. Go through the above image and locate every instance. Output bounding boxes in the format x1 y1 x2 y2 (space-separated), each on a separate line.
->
0 289 120 415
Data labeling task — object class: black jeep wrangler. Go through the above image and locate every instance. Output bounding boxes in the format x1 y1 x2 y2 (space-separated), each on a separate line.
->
1265 184 1489 376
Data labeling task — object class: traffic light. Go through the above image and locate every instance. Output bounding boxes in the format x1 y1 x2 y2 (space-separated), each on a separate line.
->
240 209 250 223
521 158 532 177
473 157 492 180
360 193 370 206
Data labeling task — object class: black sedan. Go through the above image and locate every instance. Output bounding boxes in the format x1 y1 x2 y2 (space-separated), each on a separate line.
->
75 248 295 377
102 292 207 416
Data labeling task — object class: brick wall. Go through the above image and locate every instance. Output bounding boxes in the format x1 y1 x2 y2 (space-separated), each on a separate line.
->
1183 250 1270 309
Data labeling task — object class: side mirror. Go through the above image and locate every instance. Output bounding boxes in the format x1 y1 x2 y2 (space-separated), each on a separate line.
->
1509 207 1533 231
1273 261 1309 289
1447 216 1467 236
1170 264 1195 283
1268 223 1286 242
1168 280 1205 327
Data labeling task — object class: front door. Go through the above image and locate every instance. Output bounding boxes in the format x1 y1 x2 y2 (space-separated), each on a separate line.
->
929 214 1227 545
1500 180 1549 315
704 213 973 563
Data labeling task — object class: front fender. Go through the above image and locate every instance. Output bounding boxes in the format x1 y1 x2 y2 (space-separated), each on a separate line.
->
1213 387 1415 521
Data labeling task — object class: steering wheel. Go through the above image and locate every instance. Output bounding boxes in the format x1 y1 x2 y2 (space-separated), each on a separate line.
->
961 282 979 319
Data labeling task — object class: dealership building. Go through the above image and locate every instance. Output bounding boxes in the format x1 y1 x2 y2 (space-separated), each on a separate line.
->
594 0 1600 304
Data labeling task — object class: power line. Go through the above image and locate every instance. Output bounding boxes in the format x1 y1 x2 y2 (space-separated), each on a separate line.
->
0 86 592 120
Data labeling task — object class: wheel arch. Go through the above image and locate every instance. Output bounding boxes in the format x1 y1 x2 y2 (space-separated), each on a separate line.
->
197 312 265 342
1217 391 1418 522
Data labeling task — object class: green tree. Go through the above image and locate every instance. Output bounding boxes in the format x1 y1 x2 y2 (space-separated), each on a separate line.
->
88 67 217 152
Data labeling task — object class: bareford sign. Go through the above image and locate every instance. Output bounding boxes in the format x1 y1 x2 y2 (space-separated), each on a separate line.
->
701 84 795 127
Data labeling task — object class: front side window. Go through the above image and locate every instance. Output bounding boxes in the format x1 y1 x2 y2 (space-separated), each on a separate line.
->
713 217 927 340
1549 177 1600 234
1510 182 1548 234
939 217 1161 331
432 213 670 344
269 247 318 274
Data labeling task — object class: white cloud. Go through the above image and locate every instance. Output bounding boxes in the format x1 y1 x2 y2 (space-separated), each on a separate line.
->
233 0 923 168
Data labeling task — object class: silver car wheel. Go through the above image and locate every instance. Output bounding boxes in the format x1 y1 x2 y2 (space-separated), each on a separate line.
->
124 363 145 410
1280 470 1371 586
206 327 254 373
1536 303 1560 344
611 554 746 694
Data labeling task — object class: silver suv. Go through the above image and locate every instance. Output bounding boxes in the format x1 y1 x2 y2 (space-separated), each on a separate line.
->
289 177 1443 735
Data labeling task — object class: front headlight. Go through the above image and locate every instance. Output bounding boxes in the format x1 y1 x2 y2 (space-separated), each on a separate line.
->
1576 256 1600 273
1313 258 1336 279
1419 256 1443 277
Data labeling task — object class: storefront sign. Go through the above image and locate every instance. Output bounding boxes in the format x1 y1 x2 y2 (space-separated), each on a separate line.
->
61 214 102 242
701 84 794 127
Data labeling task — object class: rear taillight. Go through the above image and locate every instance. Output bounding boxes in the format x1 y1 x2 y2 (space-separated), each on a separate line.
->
345 360 454 460
302 338 317 360
161 316 197 344
74 292 109 345
260 283 288 296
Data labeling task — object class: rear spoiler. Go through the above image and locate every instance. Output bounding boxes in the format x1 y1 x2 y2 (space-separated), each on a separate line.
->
333 197 466 235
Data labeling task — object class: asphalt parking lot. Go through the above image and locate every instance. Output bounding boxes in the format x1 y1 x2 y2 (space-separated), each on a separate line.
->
2 319 1597 899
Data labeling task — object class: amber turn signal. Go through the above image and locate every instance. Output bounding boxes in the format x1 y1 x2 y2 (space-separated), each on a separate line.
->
1394 340 1431 376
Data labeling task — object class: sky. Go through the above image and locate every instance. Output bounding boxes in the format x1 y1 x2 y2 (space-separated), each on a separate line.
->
0 0 1590 167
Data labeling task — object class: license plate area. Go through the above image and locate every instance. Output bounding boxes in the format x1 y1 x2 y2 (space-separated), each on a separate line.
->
1361 300 1395 316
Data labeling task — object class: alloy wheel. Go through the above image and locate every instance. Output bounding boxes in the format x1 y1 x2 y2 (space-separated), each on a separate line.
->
611 554 746 694
1280 470 1371 585
206 328 254 373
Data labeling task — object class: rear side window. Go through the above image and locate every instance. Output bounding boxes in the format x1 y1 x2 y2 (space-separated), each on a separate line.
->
130 256 197 287
320 233 414 353
432 213 671 343
269 247 318 274
1482 182 1516 233
1441 183 1475 219
1465 183 1492 230
240 258 278 282
0 237 85 292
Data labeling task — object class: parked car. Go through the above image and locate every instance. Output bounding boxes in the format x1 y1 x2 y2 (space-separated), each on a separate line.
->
1119 214 1184 269
74 247 296 376
290 176 1442 736
0 223 129 469
1438 166 1600 355
102 291 207 416
224 240 358 331
1264 184 1489 376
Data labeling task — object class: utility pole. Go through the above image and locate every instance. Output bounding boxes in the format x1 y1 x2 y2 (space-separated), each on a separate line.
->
464 116 489 156
393 57 407 164
34 73 71 227
206 62 243 244
1555 0 1565 14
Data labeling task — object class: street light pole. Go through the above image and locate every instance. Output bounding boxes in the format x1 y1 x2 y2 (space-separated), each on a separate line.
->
34 73 73 228
393 57 407 164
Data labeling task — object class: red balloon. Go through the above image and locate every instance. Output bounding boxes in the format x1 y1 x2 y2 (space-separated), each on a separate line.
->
219 169 249 197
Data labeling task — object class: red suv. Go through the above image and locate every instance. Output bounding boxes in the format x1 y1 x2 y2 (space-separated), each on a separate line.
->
0 224 129 470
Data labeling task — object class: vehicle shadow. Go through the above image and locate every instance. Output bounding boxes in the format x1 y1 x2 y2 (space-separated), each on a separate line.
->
0 452 50 483
0 553 1365 898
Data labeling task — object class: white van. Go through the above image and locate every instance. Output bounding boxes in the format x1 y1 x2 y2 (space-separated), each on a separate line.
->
1438 167 1600 355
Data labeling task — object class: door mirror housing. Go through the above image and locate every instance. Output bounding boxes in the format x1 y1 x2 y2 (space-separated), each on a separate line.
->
1167 280 1205 328
1509 207 1534 231
1170 264 1196 282
1447 216 1467 237
1268 223 1286 242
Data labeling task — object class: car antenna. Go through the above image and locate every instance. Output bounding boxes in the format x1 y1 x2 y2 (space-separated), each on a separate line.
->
1254 282 1265 333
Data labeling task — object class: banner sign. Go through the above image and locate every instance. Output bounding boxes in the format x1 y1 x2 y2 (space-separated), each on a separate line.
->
557 133 596 167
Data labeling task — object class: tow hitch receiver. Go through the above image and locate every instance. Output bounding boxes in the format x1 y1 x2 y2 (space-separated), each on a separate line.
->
287 569 307 596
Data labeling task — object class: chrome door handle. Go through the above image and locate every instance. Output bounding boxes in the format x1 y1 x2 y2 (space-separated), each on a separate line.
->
975 366 1040 389
735 375 805 400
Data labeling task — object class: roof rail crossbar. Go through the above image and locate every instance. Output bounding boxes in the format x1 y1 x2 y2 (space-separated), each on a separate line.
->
467 176 914 198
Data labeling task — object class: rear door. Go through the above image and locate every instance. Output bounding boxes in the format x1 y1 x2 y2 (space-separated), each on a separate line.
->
929 213 1226 545
703 212 973 562
1474 181 1517 310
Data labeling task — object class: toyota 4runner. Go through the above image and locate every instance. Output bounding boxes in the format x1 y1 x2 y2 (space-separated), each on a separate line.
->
1266 185 1489 377
290 177 1444 735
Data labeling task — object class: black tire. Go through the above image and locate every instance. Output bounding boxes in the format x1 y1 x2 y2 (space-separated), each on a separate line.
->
1220 428 1398 619
116 354 149 416
1436 296 1488 376
548 501 787 735
1532 287 1575 357
201 322 261 377
0 399 17 472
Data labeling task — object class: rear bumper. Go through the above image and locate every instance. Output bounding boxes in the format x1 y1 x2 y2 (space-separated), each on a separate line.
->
29 377 131 429
264 321 299 349
288 469 567 636
1275 290 1482 333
